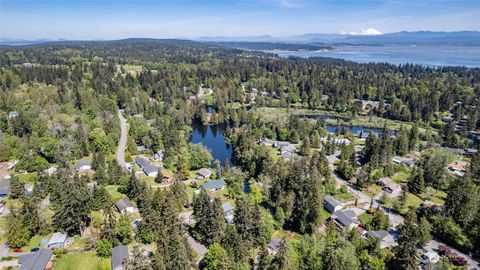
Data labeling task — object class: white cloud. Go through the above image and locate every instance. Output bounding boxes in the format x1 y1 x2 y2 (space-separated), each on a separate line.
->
348 28 383 35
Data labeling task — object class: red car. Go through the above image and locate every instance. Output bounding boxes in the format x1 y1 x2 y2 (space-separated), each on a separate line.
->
13 248 22 252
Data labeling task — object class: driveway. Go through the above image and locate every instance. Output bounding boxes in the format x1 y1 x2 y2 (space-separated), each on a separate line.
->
117 110 128 169
425 238 479 269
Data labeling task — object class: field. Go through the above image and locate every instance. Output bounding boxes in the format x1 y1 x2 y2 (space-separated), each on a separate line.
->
54 252 110 270
105 185 127 202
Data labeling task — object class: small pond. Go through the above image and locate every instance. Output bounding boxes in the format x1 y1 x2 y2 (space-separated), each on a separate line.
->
190 121 233 167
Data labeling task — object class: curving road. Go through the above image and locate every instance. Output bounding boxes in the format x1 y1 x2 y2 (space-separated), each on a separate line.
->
117 110 128 169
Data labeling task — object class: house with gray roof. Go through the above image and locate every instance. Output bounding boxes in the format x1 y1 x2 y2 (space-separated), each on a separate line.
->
200 180 227 192
153 150 165 161
332 210 360 231
135 157 159 177
114 198 137 214
0 180 10 198
222 201 234 223
47 232 67 248
267 239 283 255
19 249 53 270
197 168 212 179
75 159 91 172
324 196 344 213
365 230 397 249
8 111 18 118
112 245 129 270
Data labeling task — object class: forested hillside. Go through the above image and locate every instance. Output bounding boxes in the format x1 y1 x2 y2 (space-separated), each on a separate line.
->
0 39 479 270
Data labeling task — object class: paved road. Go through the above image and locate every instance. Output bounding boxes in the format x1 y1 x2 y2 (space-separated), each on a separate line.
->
117 110 128 169
425 238 479 269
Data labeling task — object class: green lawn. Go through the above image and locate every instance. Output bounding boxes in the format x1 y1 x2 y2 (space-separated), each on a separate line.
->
416 187 447 205
358 213 372 225
333 192 355 202
18 172 37 183
362 185 382 198
392 170 411 184
68 236 87 251
54 252 110 270
21 234 51 252
105 185 127 202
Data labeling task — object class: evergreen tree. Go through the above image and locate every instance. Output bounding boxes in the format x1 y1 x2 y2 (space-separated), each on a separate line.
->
116 214 132 245
6 210 31 248
394 209 423 270
52 174 91 235
9 175 24 199
171 178 188 210
202 243 233 270
407 167 425 194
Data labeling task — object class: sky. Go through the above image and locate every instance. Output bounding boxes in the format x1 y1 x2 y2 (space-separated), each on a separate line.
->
1 0 479 40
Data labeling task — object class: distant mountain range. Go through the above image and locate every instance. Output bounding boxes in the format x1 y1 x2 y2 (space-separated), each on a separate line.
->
197 31 480 46
1 31 480 46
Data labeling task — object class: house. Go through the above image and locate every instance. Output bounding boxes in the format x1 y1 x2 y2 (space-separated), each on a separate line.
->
448 161 467 177
47 232 67 248
357 131 372 139
146 119 156 126
75 160 91 172
200 180 227 192
377 178 402 194
153 150 164 161
114 198 137 214
24 184 33 196
465 148 478 157
281 144 296 154
8 111 18 118
442 147 465 156
419 252 440 264
222 201 234 223
112 245 129 270
260 138 275 146
0 180 10 198
136 157 159 177
324 196 344 213
197 168 213 179
365 230 397 249
43 166 58 175
136 145 148 153
273 141 291 148
161 173 174 184
391 156 415 167
19 249 53 270
332 210 360 231
281 151 296 160
267 239 283 255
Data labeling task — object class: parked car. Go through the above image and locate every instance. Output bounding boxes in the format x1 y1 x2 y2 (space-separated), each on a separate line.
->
13 248 22 252
30 247 40 252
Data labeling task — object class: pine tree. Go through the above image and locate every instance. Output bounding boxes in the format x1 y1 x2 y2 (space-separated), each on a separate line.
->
52 174 91 235
171 178 188 210
116 214 132 245
408 168 425 194
9 175 24 199
101 206 117 243
6 210 31 248
395 209 422 270
234 196 254 245
92 185 113 211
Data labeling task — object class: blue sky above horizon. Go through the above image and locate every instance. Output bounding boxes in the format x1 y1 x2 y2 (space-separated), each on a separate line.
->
1 0 479 40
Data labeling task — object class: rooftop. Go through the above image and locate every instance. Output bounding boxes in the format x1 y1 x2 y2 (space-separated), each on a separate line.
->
47 232 67 246
115 198 134 212
112 245 129 270
200 180 227 191
19 249 53 270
